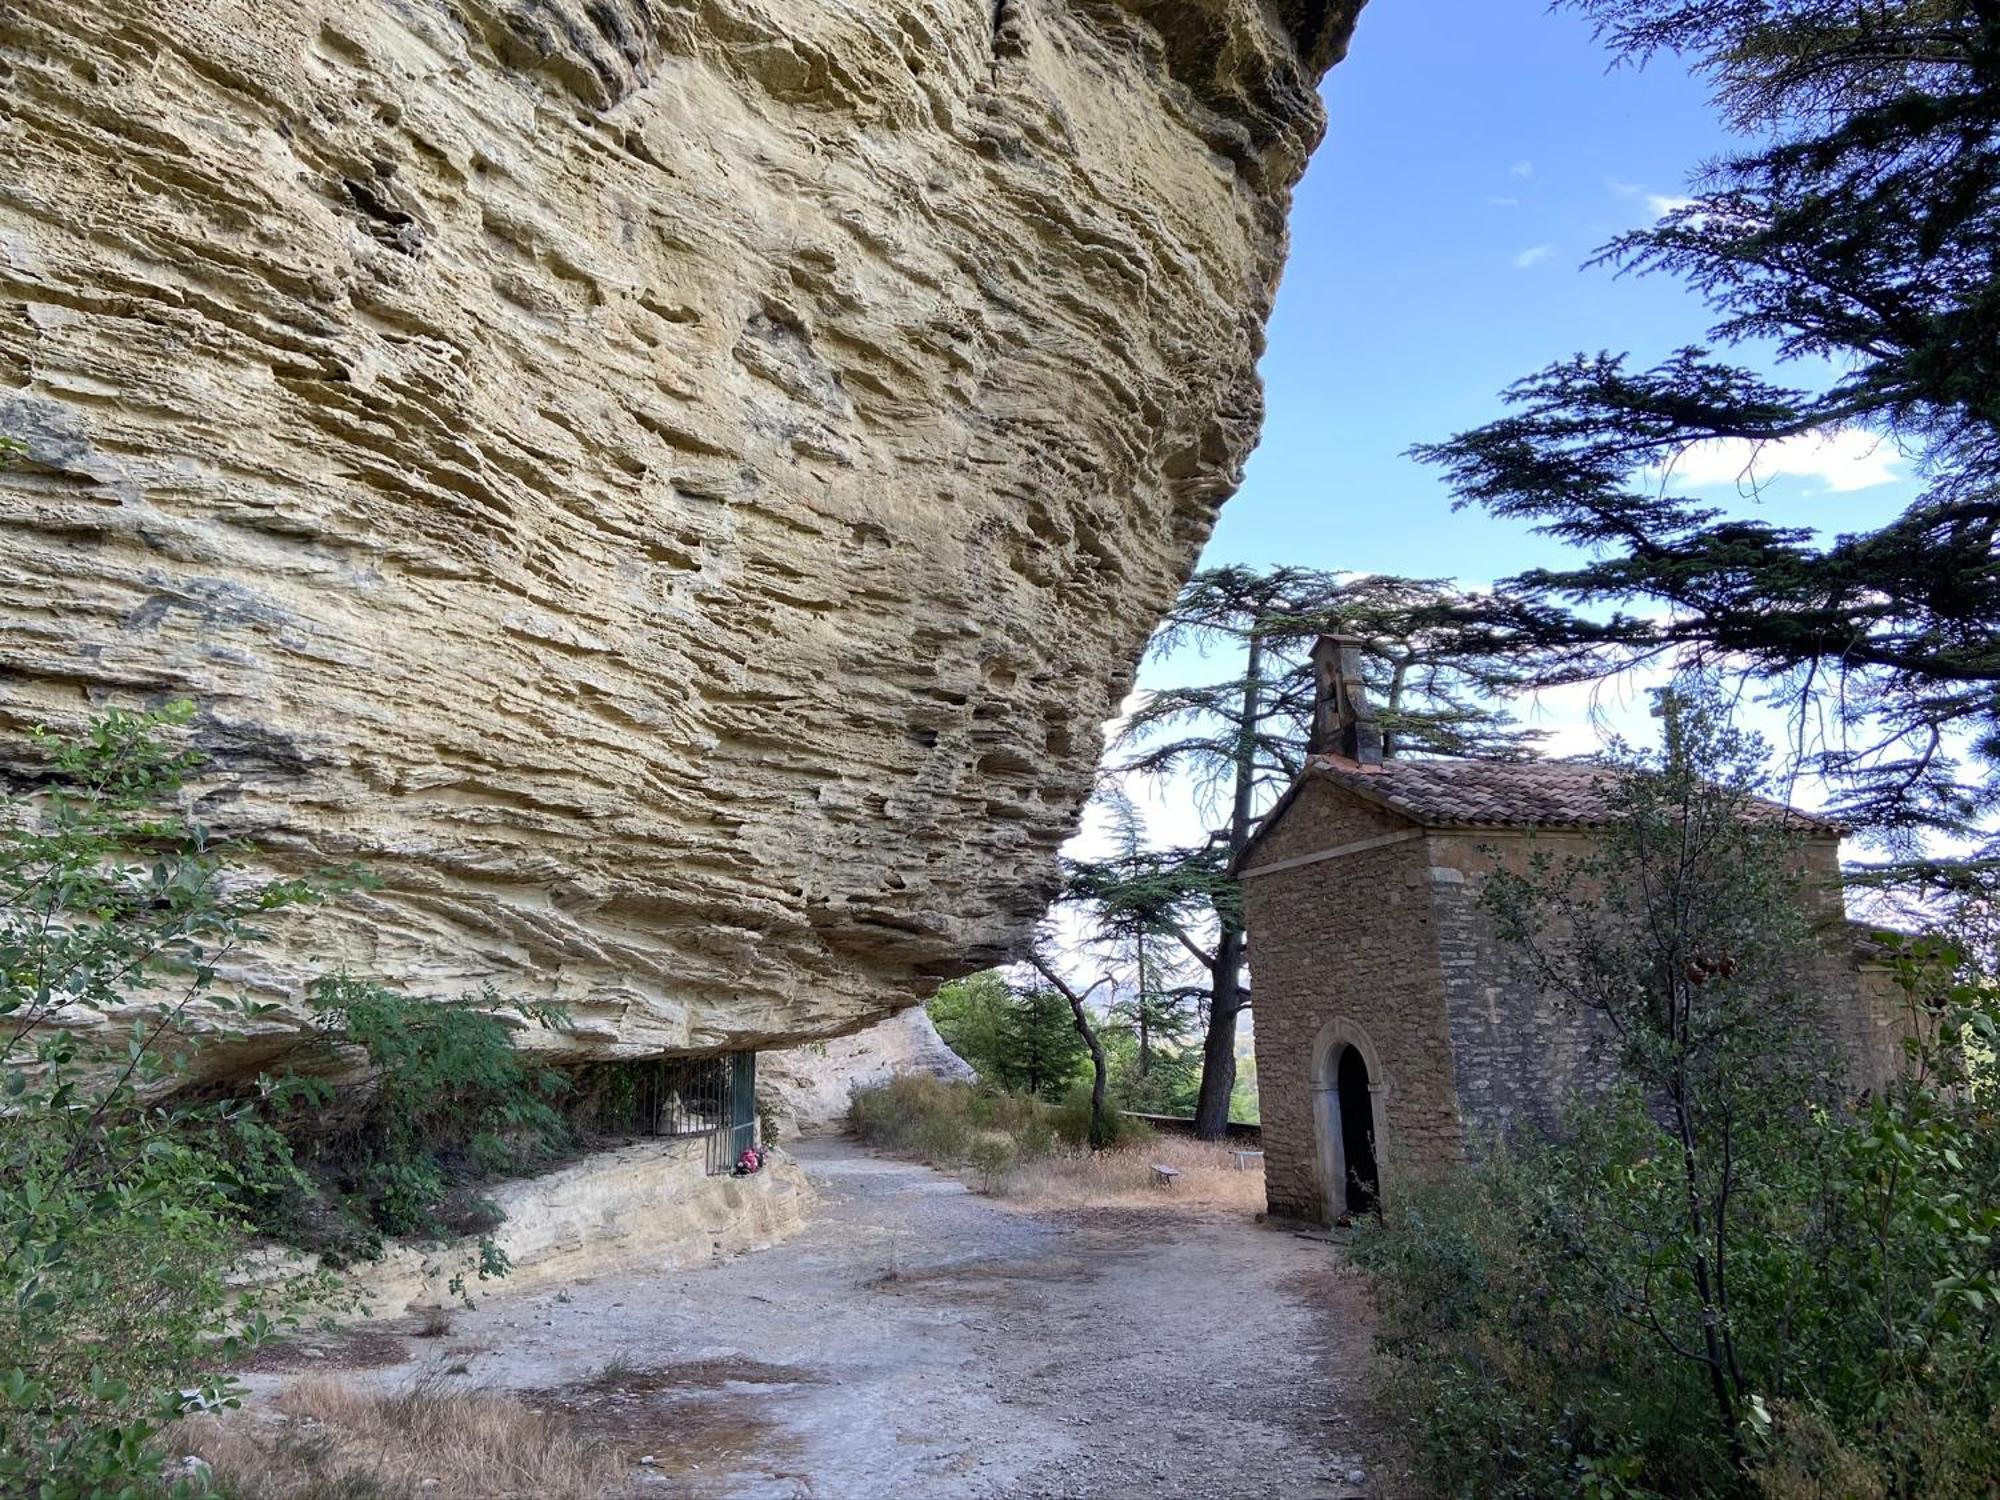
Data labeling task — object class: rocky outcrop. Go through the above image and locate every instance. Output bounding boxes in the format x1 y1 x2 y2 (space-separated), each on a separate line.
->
0 1 1360 1063
760 1005 973 1137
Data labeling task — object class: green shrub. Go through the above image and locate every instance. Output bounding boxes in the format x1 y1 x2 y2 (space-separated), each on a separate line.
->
1012 1108 1058 1160
0 704 339 1497
1355 1118 1746 1498
965 1084 1044 1140
849 1076 1071 1179
849 1075 968 1158
1356 1057 2000 1499
1050 1089 1155 1150
965 1133 1017 1191
909 1102 972 1163
268 977 571 1256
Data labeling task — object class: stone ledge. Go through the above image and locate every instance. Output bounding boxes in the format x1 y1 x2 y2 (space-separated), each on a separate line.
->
251 1139 815 1318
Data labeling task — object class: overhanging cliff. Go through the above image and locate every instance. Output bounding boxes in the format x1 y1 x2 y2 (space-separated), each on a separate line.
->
0 0 1360 1061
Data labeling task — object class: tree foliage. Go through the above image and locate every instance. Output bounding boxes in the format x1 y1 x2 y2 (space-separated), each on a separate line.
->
1481 689 1847 1456
1123 567 1564 794
1106 565 1571 1134
1355 691 2000 1498
0 704 335 1497
992 986 1090 1103
1415 0 2000 861
927 970 1088 1104
925 970 1015 1081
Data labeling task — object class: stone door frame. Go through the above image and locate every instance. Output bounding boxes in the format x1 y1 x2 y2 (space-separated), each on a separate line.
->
1309 1016 1389 1219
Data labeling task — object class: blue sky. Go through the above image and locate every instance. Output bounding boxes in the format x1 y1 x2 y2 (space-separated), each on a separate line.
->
1203 0 1914 586
1093 0 1924 858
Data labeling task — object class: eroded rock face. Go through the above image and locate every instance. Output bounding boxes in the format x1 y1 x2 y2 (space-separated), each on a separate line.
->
0 0 1358 1061
760 1005 974 1138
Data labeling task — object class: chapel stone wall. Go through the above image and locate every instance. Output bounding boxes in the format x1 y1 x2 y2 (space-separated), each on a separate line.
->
1241 779 1463 1222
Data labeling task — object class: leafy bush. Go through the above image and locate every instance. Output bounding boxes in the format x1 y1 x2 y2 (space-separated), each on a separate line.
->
848 1076 1066 1175
261 978 571 1258
1357 1031 2000 1500
849 1076 982 1161
849 1074 1162 1175
1050 1087 1155 1150
1352 693 2000 1499
964 1133 1017 1191
0 704 337 1497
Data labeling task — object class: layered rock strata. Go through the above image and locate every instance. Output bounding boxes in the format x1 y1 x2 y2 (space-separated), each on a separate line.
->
0 0 1359 1063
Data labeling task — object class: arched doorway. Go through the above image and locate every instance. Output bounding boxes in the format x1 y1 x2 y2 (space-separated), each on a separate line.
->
1335 1046 1378 1214
1309 1019 1386 1221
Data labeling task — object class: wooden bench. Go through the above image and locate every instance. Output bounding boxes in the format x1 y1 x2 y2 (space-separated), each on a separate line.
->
1231 1149 1265 1171
1150 1164 1181 1188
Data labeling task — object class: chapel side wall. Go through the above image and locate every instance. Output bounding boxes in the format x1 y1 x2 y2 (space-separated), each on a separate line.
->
1242 780 1464 1223
1796 839 1914 1094
1429 830 1903 1138
1851 962 1921 1089
1425 830 1627 1143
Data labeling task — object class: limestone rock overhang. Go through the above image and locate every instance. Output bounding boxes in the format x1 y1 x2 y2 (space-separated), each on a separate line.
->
0 0 1372 1075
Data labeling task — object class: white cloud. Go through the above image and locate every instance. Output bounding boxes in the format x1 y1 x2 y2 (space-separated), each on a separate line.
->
1609 176 1697 222
1513 665 1667 759
1511 244 1553 269
1510 159 1534 178
1663 429 1903 495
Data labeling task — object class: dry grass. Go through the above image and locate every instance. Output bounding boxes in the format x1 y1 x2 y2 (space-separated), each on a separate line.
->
849 1078 1266 1215
179 1373 627 1500
986 1135 1266 1213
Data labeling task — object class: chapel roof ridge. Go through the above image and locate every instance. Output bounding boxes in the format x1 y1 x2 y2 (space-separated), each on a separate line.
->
1298 750 1847 836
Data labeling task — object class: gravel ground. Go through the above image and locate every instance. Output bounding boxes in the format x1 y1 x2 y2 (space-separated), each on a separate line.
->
255 1139 1379 1499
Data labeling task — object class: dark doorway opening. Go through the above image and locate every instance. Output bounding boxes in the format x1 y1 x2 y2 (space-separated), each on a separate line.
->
1336 1045 1378 1214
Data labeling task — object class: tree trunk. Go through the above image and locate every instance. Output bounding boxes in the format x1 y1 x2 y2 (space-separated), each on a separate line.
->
1032 956 1111 1149
1135 932 1153 1077
1078 1004 1110 1150
1192 926 1244 1138
1192 629 1262 1140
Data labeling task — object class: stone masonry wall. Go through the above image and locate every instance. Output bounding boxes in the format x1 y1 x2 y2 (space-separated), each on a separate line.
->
1244 779 1903 1222
1424 830 1624 1144
1427 829 1905 1142
1852 961 1924 1091
1241 779 1463 1222
1795 841 1914 1095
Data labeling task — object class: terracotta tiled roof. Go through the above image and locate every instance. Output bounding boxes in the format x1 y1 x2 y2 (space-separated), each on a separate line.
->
1304 754 1844 834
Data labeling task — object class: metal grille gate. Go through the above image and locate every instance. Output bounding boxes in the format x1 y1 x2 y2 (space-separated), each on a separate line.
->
720 1050 757 1175
610 1051 757 1174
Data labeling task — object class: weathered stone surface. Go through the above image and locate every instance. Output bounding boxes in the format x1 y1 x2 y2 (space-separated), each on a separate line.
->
0 0 1358 1062
759 1004 973 1137
247 1136 814 1315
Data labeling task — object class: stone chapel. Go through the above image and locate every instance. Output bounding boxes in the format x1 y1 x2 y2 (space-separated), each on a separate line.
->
1236 637 1916 1225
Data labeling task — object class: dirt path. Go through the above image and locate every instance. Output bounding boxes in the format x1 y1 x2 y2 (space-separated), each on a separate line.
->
269 1140 1377 1499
